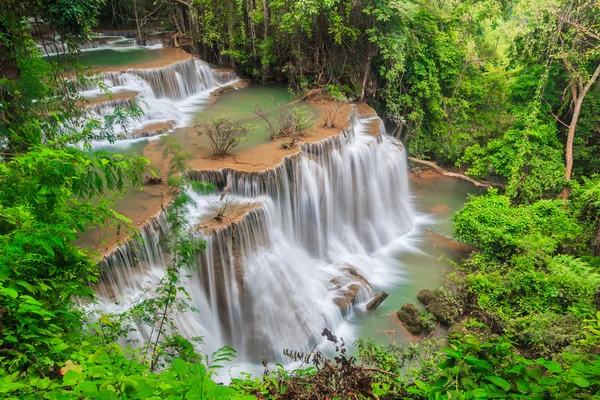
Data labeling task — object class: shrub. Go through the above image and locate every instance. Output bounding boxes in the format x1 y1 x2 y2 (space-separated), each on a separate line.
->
194 117 249 158
254 105 312 146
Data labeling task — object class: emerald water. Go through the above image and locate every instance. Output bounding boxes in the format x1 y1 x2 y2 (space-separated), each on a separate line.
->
194 84 319 150
46 46 171 69
352 178 482 345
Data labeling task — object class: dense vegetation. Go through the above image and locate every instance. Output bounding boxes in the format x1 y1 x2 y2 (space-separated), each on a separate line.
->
1 0 600 398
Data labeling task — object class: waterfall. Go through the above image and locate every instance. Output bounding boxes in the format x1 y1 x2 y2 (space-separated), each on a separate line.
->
83 59 238 139
97 113 414 361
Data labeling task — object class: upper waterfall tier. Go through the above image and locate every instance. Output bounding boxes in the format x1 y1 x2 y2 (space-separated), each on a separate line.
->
96 112 415 362
83 59 238 140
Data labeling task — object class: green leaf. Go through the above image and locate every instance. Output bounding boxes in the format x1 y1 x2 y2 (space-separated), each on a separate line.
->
63 370 85 386
536 359 562 373
484 375 511 391
171 358 188 375
76 381 99 396
442 347 462 359
465 356 492 371
516 378 529 394
570 377 590 388
0 287 18 298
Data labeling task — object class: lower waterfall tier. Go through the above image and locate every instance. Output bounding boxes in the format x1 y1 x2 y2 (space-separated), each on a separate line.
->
97 113 415 361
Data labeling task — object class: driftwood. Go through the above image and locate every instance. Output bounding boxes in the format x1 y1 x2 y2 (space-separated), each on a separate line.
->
366 291 388 311
408 157 505 189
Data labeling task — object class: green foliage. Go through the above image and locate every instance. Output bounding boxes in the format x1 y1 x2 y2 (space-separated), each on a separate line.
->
147 136 193 184
453 190 581 261
407 330 600 399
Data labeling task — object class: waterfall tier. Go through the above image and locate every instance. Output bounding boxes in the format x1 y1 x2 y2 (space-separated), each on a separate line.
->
83 59 238 140
97 112 414 360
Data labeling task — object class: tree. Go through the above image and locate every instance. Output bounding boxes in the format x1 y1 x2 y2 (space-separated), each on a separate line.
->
552 1 600 198
147 136 193 184
516 0 600 198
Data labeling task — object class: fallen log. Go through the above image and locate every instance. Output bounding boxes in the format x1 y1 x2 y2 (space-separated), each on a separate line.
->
407 157 505 189
366 291 389 311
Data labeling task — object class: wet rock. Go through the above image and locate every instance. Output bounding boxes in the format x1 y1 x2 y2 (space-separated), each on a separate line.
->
211 85 235 96
333 283 362 312
427 300 456 324
331 265 373 312
397 303 423 335
429 204 451 214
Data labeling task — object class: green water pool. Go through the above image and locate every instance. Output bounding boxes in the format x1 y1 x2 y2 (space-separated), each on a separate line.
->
195 84 319 150
46 47 171 69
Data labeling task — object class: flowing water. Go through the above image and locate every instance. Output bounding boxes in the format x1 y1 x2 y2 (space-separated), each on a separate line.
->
82 57 237 148
97 114 415 361
78 43 479 372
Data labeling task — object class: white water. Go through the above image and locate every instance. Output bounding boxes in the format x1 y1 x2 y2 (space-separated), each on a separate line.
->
97 113 416 362
83 58 238 146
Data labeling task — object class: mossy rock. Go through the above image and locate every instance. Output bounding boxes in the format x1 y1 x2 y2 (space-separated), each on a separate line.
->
417 289 437 305
417 289 460 325
397 303 423 335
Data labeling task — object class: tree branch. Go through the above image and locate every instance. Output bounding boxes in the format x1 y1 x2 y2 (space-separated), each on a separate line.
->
408 157 505 189
553 11 600 41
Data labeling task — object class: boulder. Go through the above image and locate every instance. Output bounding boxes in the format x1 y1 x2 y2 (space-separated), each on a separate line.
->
417 289 437 305
417 289 457 325
397 303 424 335
333 283 362 312
427 300 456 324
429 204 451 214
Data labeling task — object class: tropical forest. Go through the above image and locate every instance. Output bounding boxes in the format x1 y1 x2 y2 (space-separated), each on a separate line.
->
2 0 600 398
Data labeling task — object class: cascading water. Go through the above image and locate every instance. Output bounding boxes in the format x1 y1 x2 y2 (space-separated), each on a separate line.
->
97 112 415 361
83 58 239 141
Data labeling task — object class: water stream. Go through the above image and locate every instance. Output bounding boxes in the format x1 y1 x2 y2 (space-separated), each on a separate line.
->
78 42 479 370
98 114 414 361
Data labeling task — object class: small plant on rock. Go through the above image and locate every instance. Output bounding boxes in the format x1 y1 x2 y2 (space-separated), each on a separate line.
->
147 136 193 184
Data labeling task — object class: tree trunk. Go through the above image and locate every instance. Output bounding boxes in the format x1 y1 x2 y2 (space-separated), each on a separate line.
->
227 0 235 67
262 0 268 42
261 0 269 81
359 45 373 103
562 95 582 199
562 62 600 200
366 291 389 311
133 0 145 45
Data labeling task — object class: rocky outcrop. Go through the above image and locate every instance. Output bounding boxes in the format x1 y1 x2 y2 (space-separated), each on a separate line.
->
417 289 459 325
210 85 235 96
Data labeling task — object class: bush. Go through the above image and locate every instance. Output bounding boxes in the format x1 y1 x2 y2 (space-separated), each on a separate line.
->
194 117 249 158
